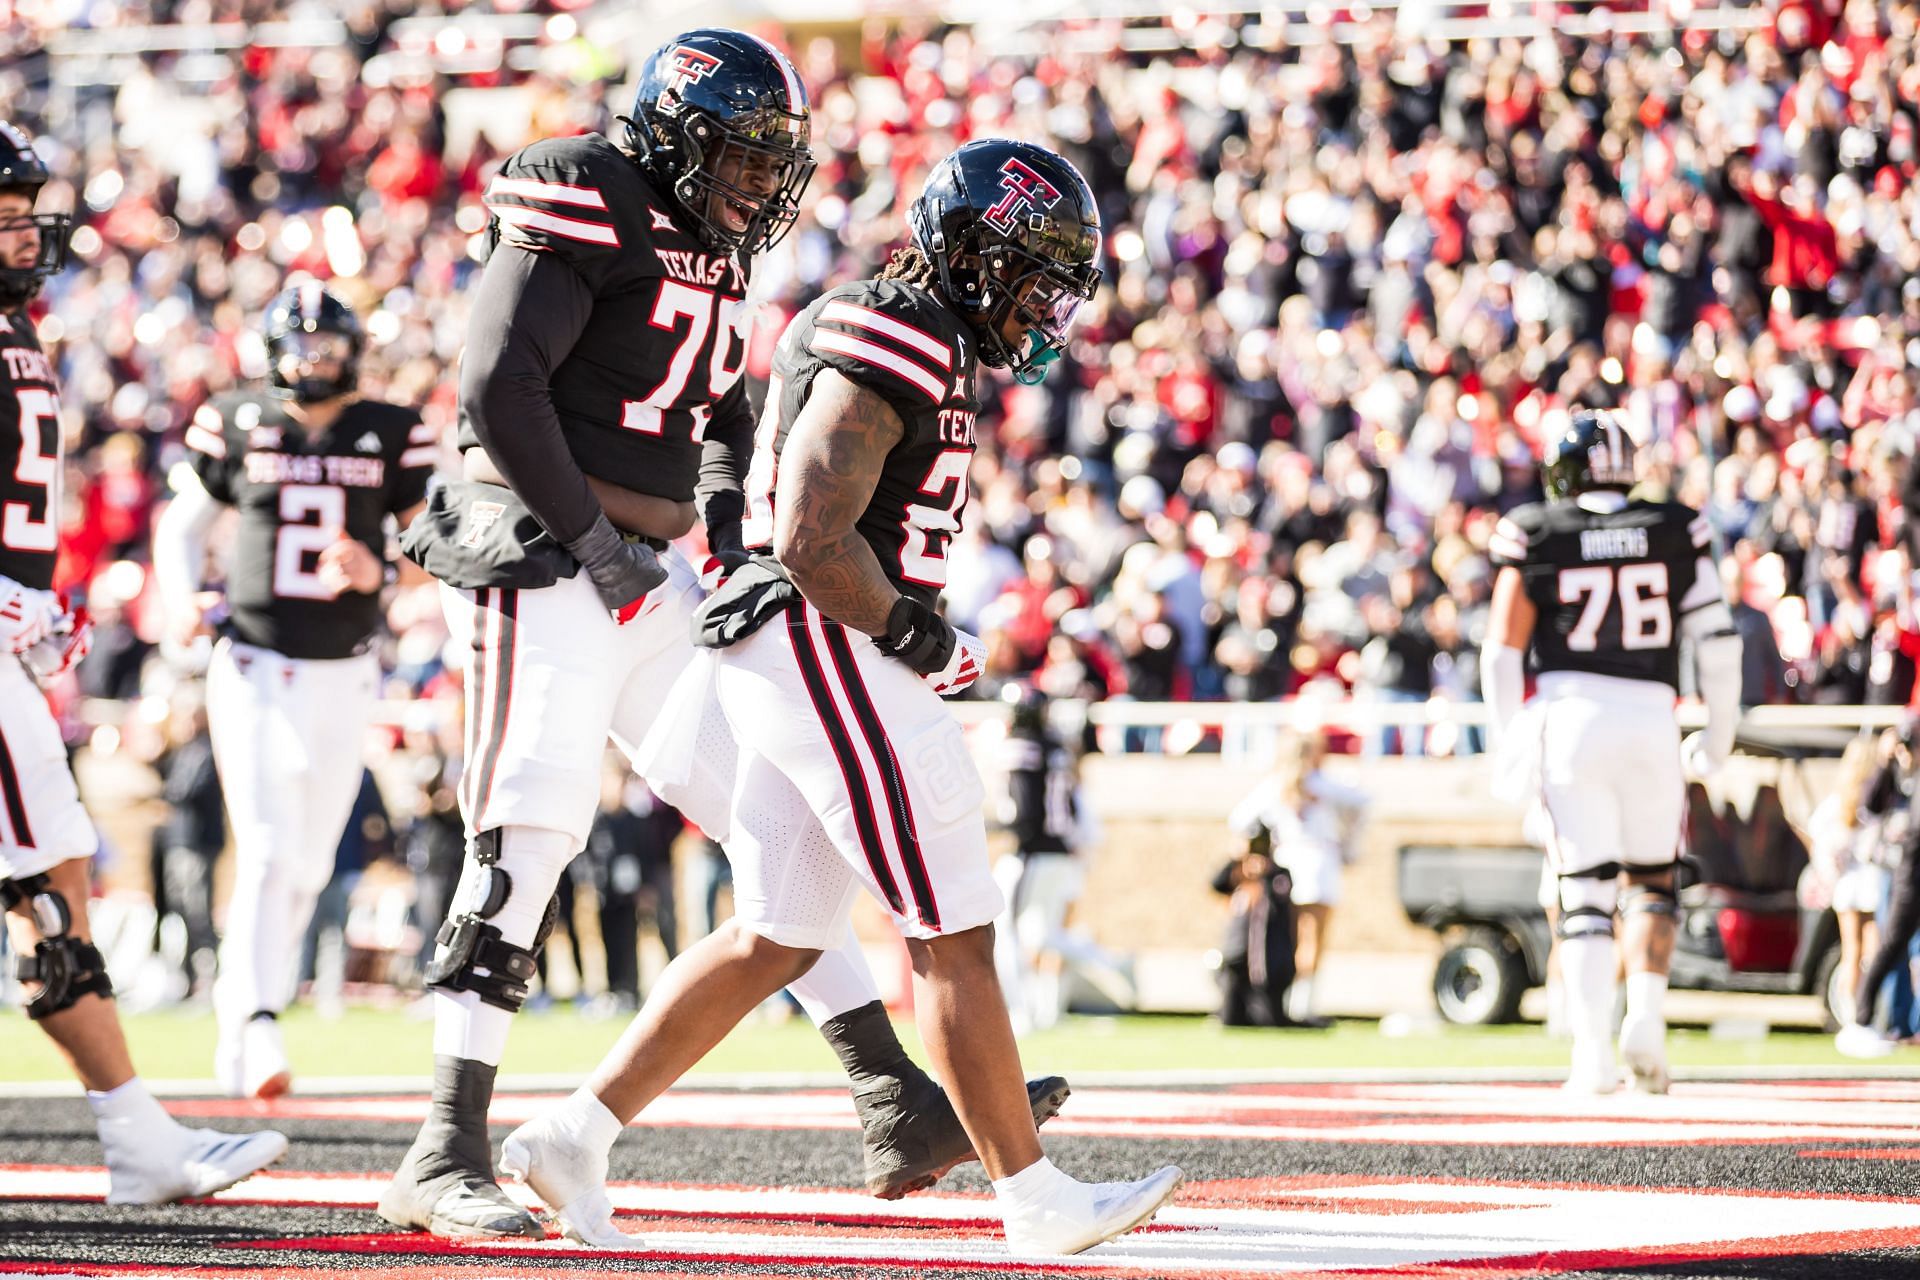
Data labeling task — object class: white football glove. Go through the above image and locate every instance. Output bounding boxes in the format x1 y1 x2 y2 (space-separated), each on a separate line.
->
22 604 91 680
1681 730 1726 781
0 582 61 654
923 627 986 697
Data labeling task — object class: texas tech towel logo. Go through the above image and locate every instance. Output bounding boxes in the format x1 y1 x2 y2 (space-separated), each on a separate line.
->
460 501 507 548
665 46 723 96
983 160 1062 234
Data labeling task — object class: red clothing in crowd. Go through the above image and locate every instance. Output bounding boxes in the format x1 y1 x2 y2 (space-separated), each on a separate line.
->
1743 191 1840 291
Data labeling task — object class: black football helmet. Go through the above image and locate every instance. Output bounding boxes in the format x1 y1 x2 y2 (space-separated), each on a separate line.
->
908 139 1102 385
263 281 363 402
1542 409 1637 500
0 122 73 308
1003 681 1051 740
623 28 816 256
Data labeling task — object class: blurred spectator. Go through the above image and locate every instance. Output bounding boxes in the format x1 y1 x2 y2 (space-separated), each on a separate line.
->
1227 729 1366 1025
6 0 1920 771
153 691 222 998
580 764 685 1012
1211 842 1295 1028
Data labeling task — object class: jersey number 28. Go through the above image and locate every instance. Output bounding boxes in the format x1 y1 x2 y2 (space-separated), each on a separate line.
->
1558 563 1671 651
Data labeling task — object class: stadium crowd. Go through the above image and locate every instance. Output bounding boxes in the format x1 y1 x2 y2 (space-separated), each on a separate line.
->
7 0 1920 772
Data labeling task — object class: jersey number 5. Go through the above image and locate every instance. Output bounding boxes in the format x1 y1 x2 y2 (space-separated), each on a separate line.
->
1559 562 1671 651
3 388 60 553
899 449 971 588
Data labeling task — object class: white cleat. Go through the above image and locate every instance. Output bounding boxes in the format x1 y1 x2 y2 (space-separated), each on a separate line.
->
1619 1015 1670 1094
1836 1023 1898 1059
499 1117 633 1248
1001 1165 1183 1257
106 1126 289 1205
1563 1040 1618 1096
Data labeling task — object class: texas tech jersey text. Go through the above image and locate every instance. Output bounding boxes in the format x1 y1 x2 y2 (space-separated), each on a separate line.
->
743 277 980 610
188 394 434 659
462 133 753 503
1489 498 1719 689
0 311 62 590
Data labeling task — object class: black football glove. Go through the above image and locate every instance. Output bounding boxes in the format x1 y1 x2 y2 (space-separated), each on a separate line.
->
877 596 957 675
564 514 670 625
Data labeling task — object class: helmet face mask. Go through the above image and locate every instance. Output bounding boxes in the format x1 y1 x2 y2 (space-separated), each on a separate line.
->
626 30 817 257
0 123 73 308
263 284 363 403
909 141 1102 385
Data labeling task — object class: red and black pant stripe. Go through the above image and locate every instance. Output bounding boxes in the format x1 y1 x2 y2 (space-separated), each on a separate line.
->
787 611 908 918
0 726 34 849
465 587 518 829
819 622 939 930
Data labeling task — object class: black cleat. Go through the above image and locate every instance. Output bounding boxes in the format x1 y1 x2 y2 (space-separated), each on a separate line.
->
376 1056 543 1240
859 1072 1072 1200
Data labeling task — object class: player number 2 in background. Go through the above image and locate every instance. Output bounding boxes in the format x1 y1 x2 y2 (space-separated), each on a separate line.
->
274 484 347 600
1558 562 1671 651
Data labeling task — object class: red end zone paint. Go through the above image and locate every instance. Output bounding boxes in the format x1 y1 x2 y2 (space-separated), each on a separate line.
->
1311 1225 1920 1279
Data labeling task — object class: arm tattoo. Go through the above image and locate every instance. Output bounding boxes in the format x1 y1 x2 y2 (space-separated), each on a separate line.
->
773 369 905 635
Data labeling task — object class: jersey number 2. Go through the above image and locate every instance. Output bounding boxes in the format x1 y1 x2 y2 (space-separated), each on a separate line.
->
274 485 347 600
3 388 60 553
899 449 970 588
1558 563 1671 651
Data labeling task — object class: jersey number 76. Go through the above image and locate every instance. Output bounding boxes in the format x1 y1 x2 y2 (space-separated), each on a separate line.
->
1558 563 1672 651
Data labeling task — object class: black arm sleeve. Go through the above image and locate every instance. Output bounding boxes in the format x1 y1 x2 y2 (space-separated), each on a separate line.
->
460 246 603 546
698 381 753 555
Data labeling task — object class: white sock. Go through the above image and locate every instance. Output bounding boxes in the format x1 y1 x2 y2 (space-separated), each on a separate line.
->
992 1156 1072 1209
557 1086 623 1152
1558 935 1617 1046
431 988 515 1065
87 1078 180 1141
1286 976 1314 1023
1624 971 1667 1026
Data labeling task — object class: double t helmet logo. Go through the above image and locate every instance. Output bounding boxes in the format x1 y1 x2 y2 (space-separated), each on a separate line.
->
664 46 724 97
983 159 1062 234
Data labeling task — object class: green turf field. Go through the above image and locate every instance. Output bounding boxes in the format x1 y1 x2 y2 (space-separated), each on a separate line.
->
1 1005 1900 1085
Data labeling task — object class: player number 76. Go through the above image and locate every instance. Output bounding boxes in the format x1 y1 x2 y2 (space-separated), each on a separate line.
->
1558 562 1671 652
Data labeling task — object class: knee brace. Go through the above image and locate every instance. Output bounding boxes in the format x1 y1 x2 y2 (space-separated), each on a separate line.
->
2 874 113 1019
1557 871 1619 942
1620 870 1678 921
424 829 565 1013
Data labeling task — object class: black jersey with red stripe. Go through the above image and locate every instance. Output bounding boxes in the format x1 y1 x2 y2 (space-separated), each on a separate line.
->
188 394 435 659
742 278 981 610
1489 497 1718 690
460 132 754 504
0 309 63 591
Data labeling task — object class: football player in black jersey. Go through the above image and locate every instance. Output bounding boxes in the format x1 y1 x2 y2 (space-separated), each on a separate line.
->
500 140 1180 1258
0 120 288 1203
153 282 434 1099
382 31 1064 1243
1482 409 1742 1094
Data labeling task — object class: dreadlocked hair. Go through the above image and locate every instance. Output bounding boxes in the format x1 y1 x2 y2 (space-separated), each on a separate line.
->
878 245 939 288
